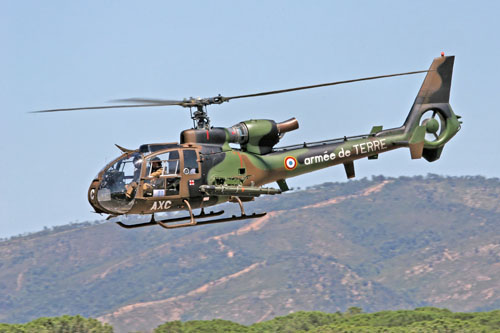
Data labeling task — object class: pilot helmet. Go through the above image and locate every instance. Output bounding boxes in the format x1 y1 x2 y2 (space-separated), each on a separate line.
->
151 156 162 168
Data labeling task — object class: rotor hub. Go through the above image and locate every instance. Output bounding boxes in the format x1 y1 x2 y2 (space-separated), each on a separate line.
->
424 118 440 134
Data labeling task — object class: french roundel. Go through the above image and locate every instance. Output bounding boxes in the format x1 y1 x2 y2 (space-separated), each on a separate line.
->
284 156 297 170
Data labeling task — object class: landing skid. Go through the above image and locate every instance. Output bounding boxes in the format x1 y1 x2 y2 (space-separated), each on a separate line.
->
115 197 266 229
173 211 266 227
116 209 224 229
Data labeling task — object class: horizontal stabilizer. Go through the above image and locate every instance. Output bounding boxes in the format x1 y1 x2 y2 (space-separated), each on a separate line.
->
368 126 383 159
370 125 383 134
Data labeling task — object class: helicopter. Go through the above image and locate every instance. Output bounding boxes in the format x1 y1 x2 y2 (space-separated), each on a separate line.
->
34 54 461 229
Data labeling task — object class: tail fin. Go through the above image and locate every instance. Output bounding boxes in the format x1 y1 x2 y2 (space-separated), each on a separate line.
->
403 55 461 162
415 55 454 105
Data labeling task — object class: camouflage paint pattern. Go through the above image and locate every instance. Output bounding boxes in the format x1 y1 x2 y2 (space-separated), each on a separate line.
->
88 56 461 217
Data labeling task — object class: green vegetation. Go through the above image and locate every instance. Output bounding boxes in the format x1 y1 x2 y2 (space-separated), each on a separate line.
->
154 308 500 332
155 319 249 333
0 315 112 333
2 308 500 332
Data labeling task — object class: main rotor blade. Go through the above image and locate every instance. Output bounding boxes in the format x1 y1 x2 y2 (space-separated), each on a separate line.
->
32 69 429 114
31 103 181 113
224 70 429 101
110 98 185 105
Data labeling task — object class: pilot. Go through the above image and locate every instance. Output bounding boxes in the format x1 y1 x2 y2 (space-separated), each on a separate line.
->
149 157 164 178
126 156 164 198
142 157 165 197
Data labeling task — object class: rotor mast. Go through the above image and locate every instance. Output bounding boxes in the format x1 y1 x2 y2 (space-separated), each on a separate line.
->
191 105 211 129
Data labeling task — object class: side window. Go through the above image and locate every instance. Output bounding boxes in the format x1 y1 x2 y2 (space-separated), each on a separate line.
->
143 151 180 197
183 150 199 174
146 151 180 177
166 150 180 176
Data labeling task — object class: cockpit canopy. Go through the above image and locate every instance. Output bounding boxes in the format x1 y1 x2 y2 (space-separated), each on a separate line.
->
92 144 199 215
97 152 142 213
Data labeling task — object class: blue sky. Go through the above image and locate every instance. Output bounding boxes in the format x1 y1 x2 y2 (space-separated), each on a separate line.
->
1 1 499 237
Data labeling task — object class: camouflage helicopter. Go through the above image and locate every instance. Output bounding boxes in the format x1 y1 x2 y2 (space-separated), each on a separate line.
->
34 55 461 229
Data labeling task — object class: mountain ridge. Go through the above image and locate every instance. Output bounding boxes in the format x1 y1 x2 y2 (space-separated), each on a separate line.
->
1 175 499 332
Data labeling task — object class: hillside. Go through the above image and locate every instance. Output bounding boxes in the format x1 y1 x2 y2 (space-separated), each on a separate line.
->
1 175 500 332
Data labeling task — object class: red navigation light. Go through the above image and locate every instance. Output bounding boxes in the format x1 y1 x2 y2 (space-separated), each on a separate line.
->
441 52 445 57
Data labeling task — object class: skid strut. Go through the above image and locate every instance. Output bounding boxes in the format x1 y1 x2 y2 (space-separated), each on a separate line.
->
157 200 198 229
115 197 266 229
